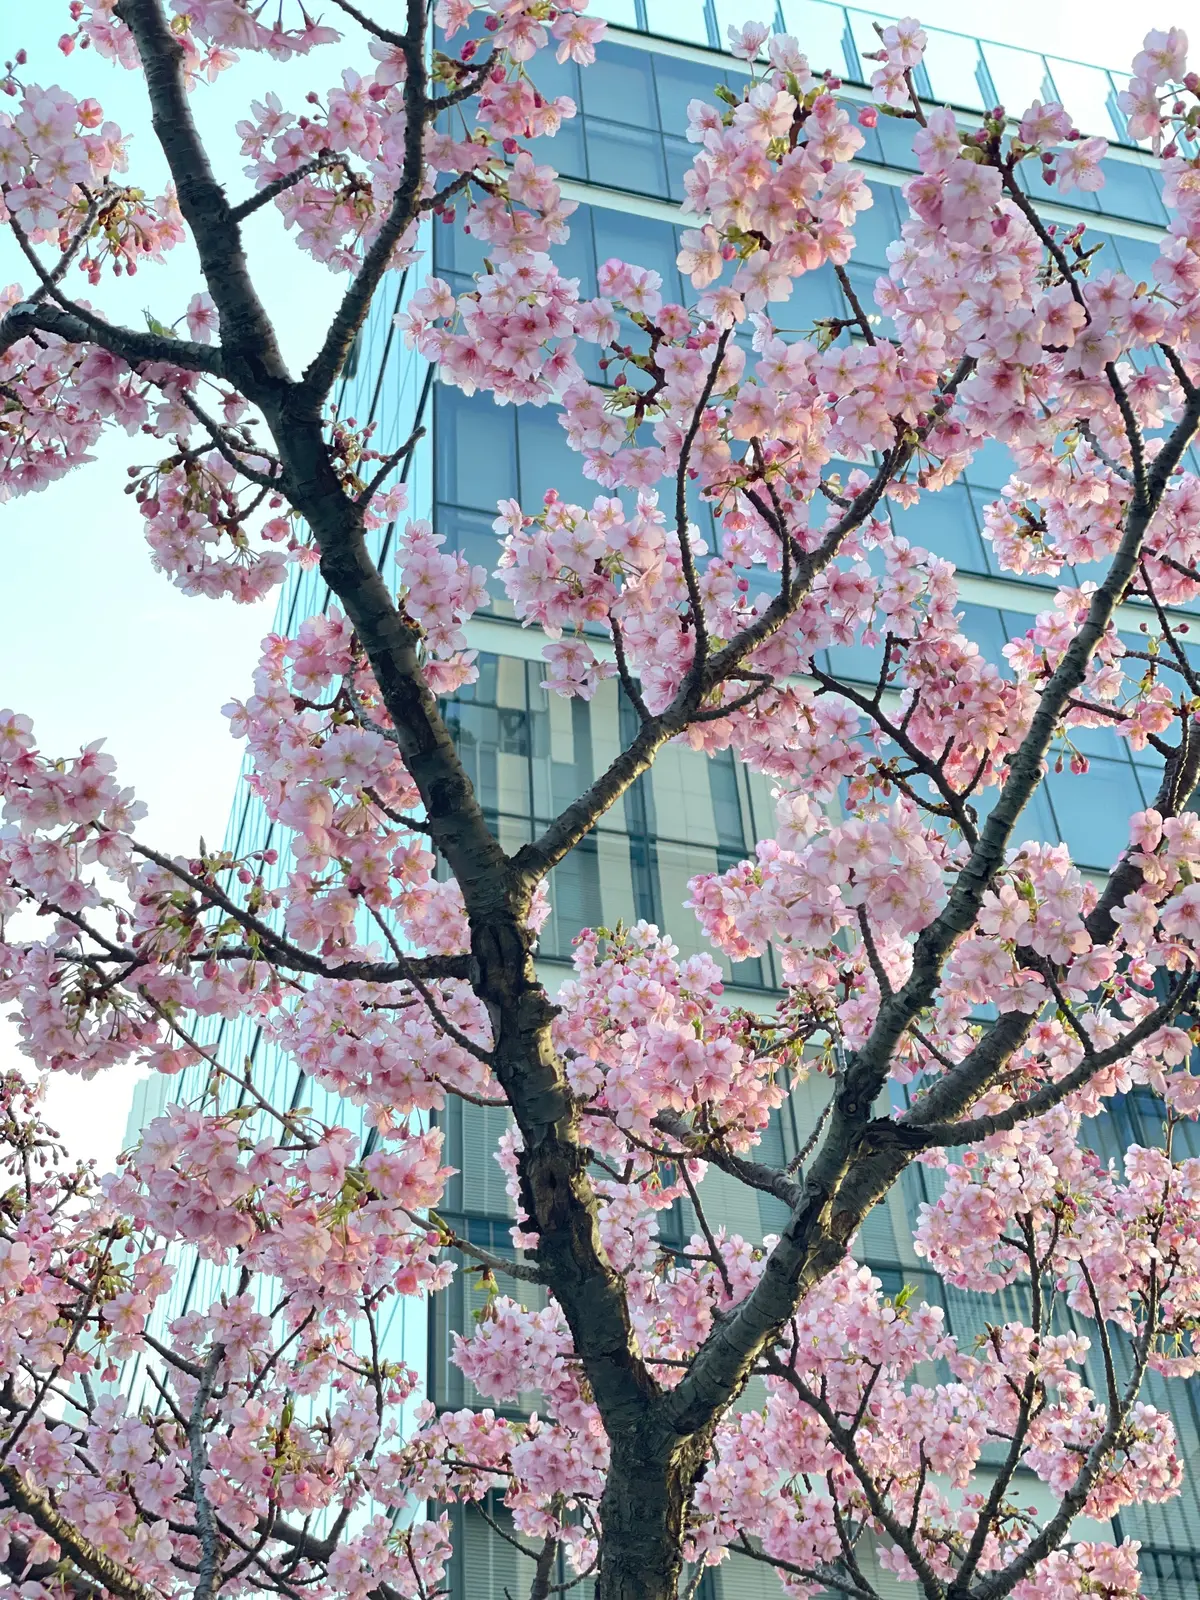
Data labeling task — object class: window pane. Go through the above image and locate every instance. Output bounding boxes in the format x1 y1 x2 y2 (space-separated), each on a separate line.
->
979 41 1054 119
787 262 845 330
874 114 920 170
778 0 853 80
713 0 769 55
644 0 714 47
1047 58 1123 142
543 836 605 958
851 182 901 270
890 483 985 573
964 436 1016 492
961 604 1014 673
582 41 658 124
665 135 696 203
654 53 728 134
585 119 669 197
1111 234 1162 285
434 387 517 511
921 29 987 111
1046 758 1145 868
591 210 684 300
975 773 1059 849
544 209 595 293
517 405 600 510
432 219 491 278
823 636 885 686
587 0 639 25
1096 158 1168 225
1057 719 1126 759
529 119 587 181
526 48 579 105
437 503 509 611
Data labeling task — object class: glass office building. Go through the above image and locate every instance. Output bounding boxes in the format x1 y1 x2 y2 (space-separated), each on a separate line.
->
121 3 1200 1594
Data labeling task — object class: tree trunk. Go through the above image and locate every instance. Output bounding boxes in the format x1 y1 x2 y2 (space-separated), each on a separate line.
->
594 1432 712 1600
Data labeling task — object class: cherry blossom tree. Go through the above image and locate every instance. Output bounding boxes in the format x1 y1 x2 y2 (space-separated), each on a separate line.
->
3 4 1200 1598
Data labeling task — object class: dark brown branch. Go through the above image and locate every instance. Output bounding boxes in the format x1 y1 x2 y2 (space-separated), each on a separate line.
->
905 972 1198 1147
327 0 412 46
1158 340 1198 401
0 1466 162 1600
0 296 223 378
302 0 426 399
355 423 426 508
230 154 340 223
176 389 284 490
187 1344 226 1600
676 328 733 690
365 902 494 1066
834 264 876 346
653 1113 801 1210
114 0 290 383
970 1271 1160 1600
129 840 473 984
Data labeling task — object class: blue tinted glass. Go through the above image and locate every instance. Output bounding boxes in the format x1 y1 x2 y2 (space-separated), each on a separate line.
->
653 53 727 134
1011 153 1039 193
1110 234 1161 285
851 183 901 269
979 41 1050 122
642 0 713 46
437 503 505 589
582 41 658 124
433 220 491 278
1070 555 1109 587
787 263 845 330
1083 232 1122 278
965 487 1016 578
975 773 1059 849
890 483 984 573
873 118 919 171
1046 759 1144 868
840 99 884 164
585 120 669 197
591 210 683 300
665 136 695 203
529 120 587 181
435 387 517 511
964 437 1016 491
823 637 885 686
544 840 605 958
779 0 852 80
961 604 1014 674
517 406 599 510
842 261 893 340
1097 159 1167 225
526 48 580 104
1057 719 1124 760
546 209 595 292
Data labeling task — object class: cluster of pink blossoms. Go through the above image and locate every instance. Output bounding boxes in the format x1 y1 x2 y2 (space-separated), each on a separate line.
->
0 79 181 276
0 1072 455 1598
3 3 1200 1597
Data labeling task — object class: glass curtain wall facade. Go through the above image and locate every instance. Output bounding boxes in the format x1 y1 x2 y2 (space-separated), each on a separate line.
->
120 4 1200 1595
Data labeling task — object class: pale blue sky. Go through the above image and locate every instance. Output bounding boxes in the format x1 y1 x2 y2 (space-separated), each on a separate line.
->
0 0 1174 1164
